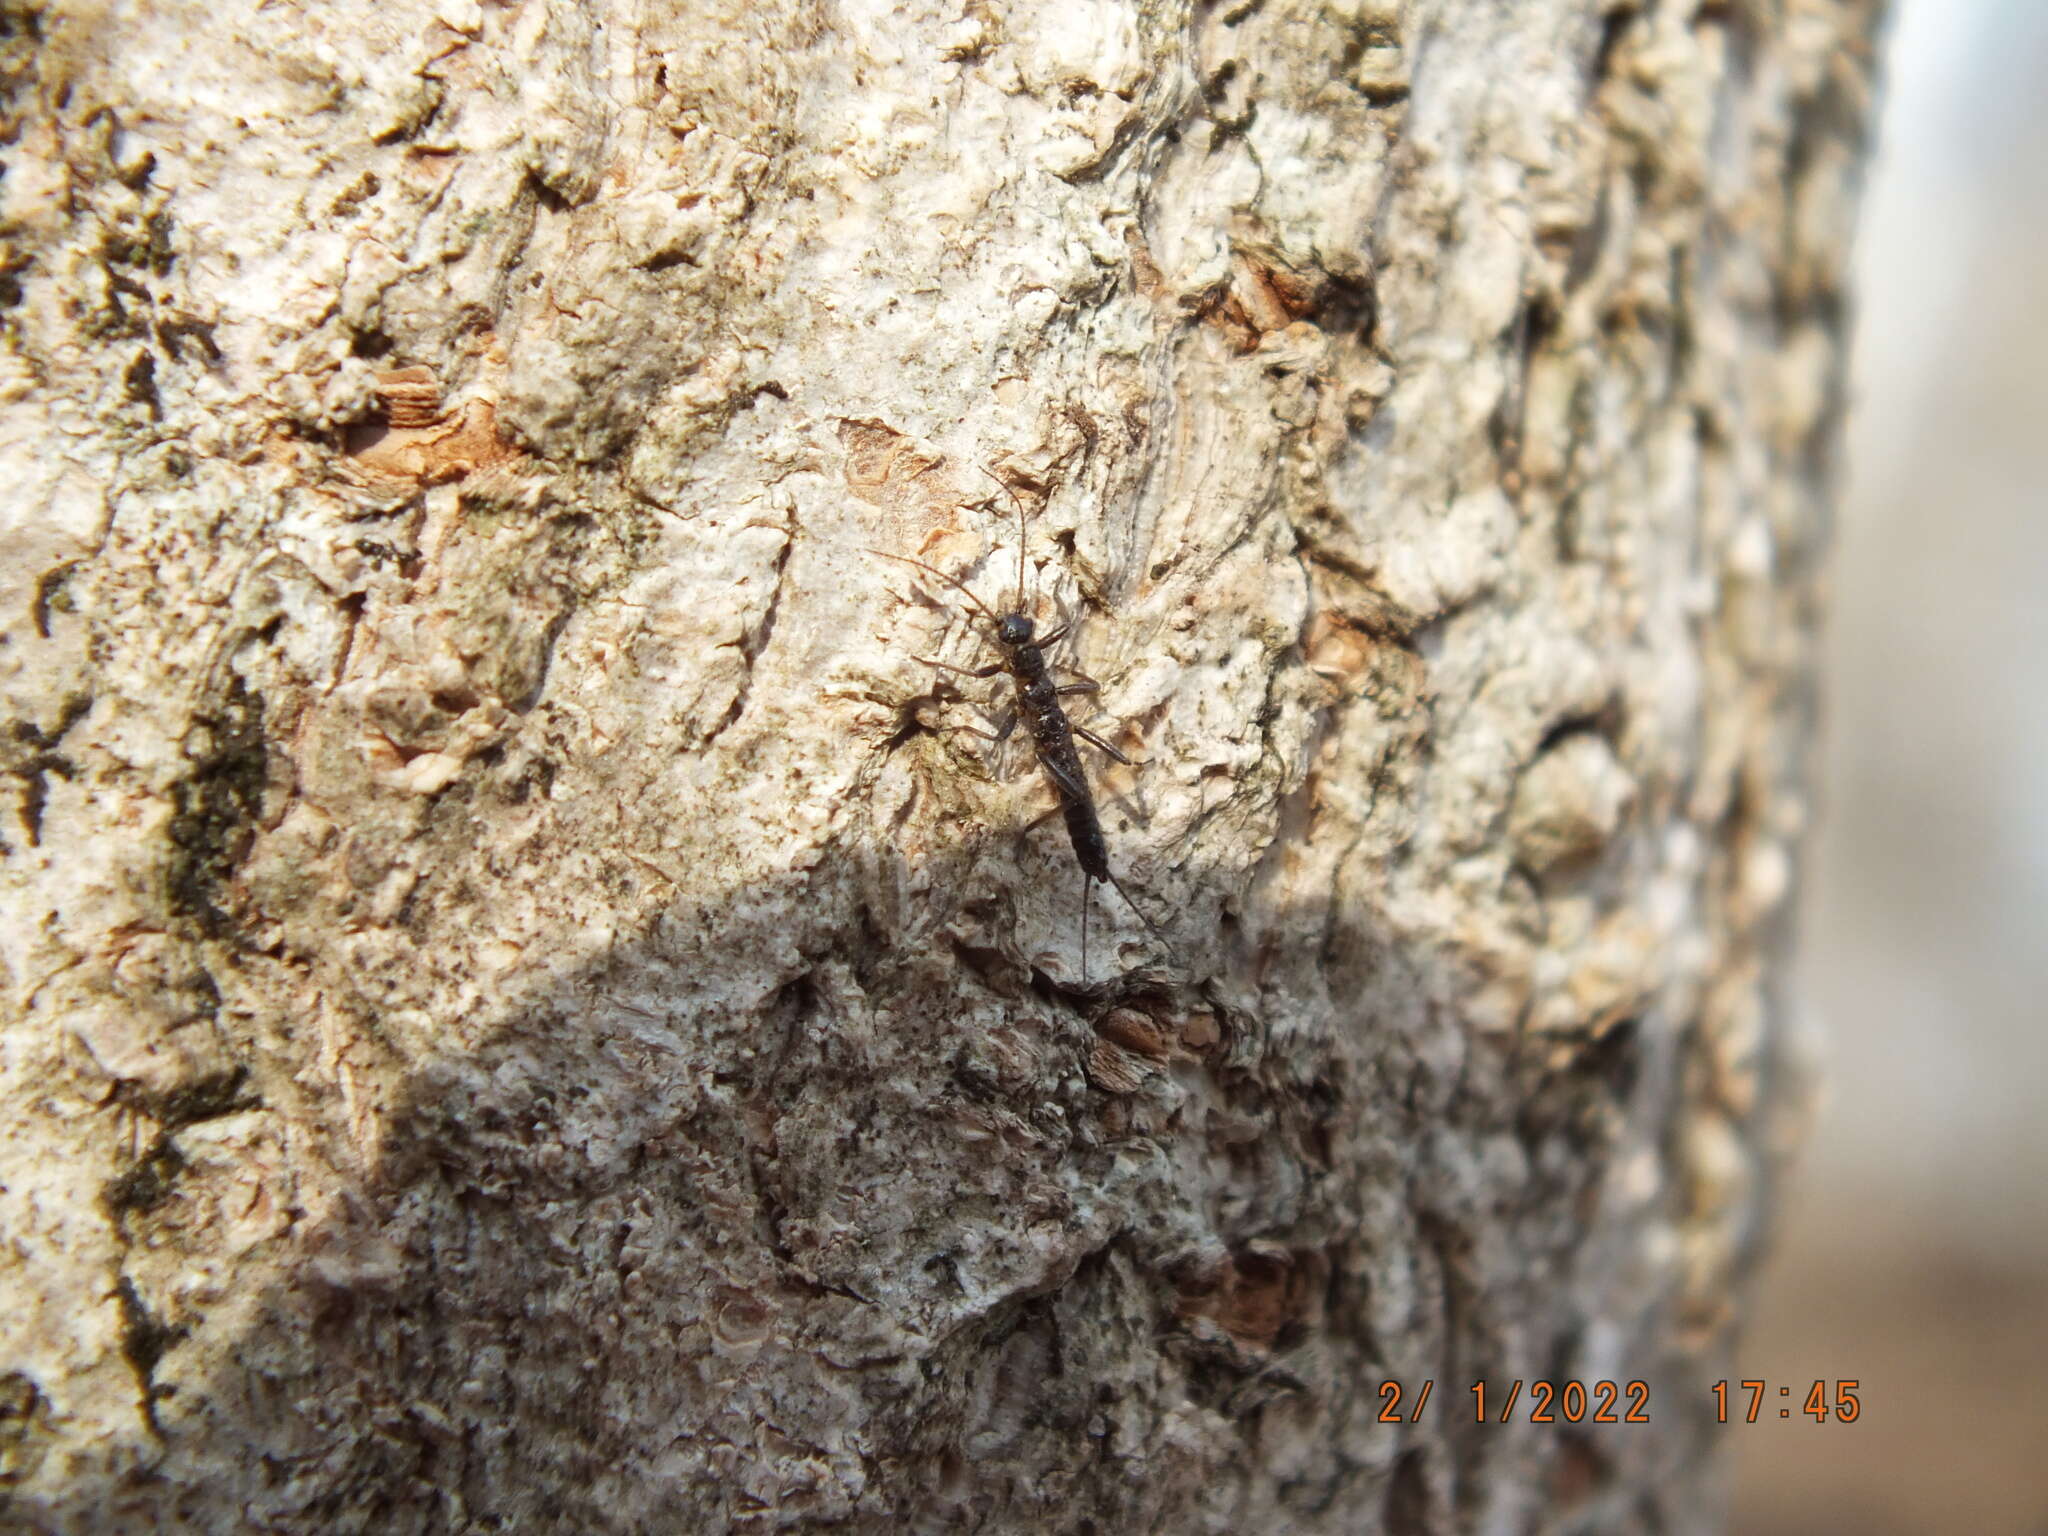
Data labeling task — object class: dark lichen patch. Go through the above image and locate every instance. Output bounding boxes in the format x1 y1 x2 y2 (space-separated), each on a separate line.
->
115 1277 186 1436
119 1062 254 1131
0 1370 54 1486
0 252 28 310
502 753 557 806
113 148 156 192
167 678 271 935
5 693 90 845
30 563 79 639
102 1134 186 1218
330 170 381 219
123 348 160 417
99 207 176 279
35 692 91 746
0 1 46 135
155 313 220 363
9 748 72 846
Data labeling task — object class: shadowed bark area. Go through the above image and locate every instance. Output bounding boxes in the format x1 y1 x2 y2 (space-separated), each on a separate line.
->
0 0 1878 1530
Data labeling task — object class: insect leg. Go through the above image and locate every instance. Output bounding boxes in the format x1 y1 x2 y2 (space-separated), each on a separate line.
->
1082 872 1092 984
918 656 1005 679
1033 748 1092 805
934 706 1016 751
1073 723 1133 765
1036 621 1071 648
934 721 1005 744
1017 800 1065 836
1055 681 1099 697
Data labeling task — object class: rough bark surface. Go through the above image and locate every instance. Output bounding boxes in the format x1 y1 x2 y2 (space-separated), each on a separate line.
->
0 0 1877 1531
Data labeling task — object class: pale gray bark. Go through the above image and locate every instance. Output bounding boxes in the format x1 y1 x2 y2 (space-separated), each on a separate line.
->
0 0 1877 1531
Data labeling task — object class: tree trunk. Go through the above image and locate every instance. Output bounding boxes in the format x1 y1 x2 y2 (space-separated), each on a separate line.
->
0 0 1878 1530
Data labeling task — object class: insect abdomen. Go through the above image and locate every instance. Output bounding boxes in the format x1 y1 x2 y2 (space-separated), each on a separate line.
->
1060 795 1112 880
1009 637 1113 880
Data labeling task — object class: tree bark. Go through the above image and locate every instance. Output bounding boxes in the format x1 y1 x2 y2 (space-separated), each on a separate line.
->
0 0 1878 1530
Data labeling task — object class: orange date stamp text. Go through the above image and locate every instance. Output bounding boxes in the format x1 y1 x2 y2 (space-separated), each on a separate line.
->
1374 1380 1653 1424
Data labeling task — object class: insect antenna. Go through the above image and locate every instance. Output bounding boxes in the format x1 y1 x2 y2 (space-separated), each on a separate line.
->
1078 870 1175 984
1103 870 1173 955
1082 875 1091 982
978 467 1033 618
862 547 1001 626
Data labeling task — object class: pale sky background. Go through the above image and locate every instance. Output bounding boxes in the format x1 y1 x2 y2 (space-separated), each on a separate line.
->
1736 0 2048 1526
1799 0 2048 1254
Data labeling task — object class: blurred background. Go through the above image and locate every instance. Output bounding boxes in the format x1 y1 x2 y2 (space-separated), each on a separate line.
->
1733 0 2048 1529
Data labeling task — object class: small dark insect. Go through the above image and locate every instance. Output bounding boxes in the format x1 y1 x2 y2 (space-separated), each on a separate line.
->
868 484 1168 981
